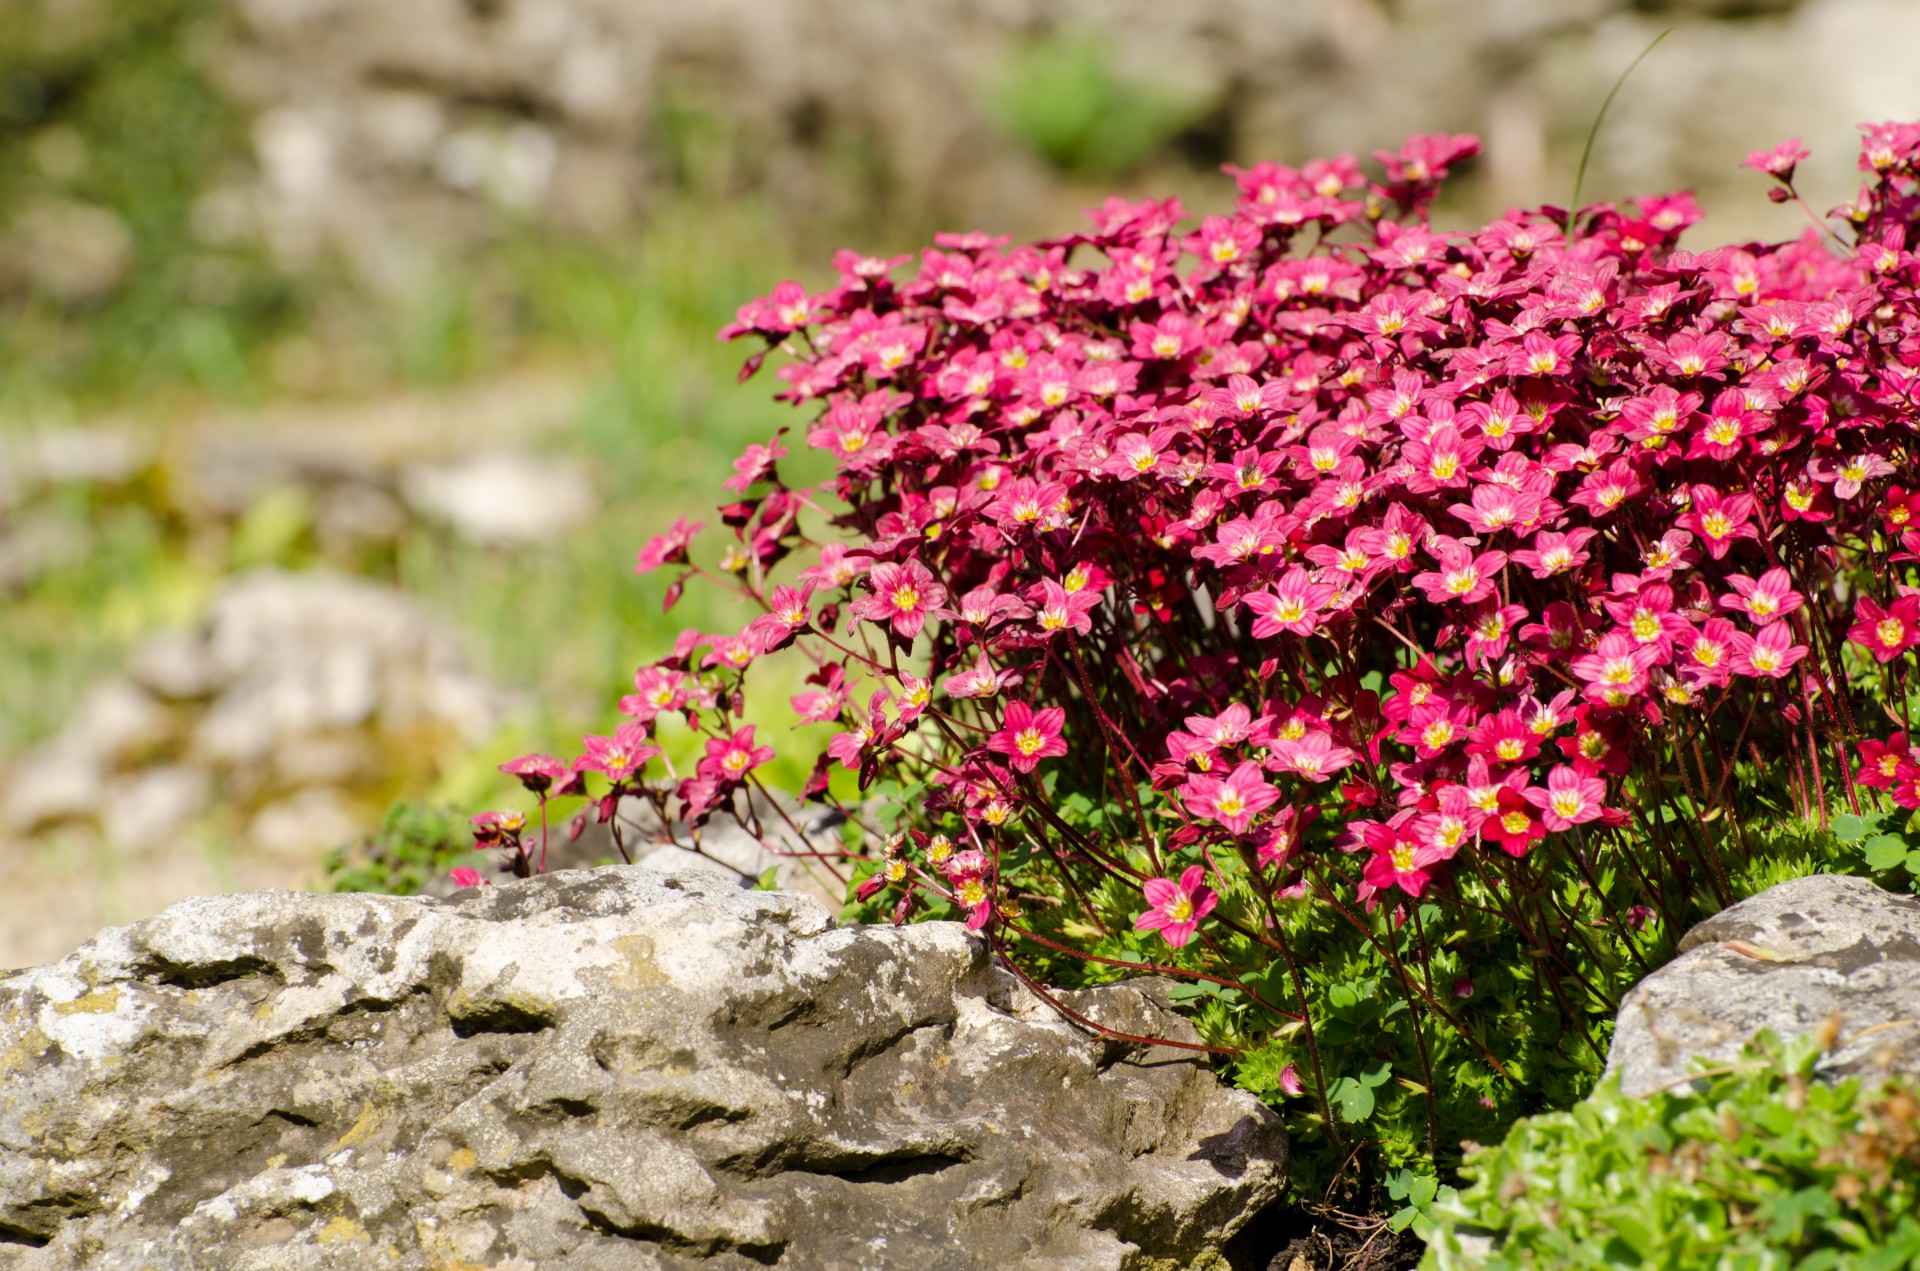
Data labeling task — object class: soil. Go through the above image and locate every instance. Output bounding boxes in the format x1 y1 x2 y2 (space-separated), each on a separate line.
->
1228 1197 1426 1271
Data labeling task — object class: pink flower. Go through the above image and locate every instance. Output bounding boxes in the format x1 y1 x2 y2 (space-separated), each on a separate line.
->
499 753 579 798
943 651 1021 700
749 583 815 647
449 867 490 889
1358 814 1447 898
576 723 662 783
1182 761 1279 834
1412 538 1507 605
1134 865 1219 949
1510 528 1595 579
1266 732 1357 783
1681 486 1759 559
1729 622 1808 679
723 435 789 494
622 665 692 723
1523 765 1607 831
791 665 850 723
1744 137 1808 180
1718 569 1803 626
1029 579 1102 638
1275 1063 1305 1097
986 701 1068 773
1243 567 1336 637
1680 618 1741 688
1849 595 1920 663
634 517 704 573
1508 330 1581 378
945 849 996 930
1571 633 1659 706
1857 733 1917 789
698 726 775 783
853 560 946 639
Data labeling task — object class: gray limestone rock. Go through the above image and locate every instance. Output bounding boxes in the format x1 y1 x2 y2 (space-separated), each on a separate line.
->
1605 873 1920 1096
0 867 1284 1269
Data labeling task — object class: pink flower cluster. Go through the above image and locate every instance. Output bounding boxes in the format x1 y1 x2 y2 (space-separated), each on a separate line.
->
504 123 1920 951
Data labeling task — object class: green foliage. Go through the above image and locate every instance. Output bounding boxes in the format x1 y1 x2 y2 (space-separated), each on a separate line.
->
852 765 1904 1214
1423 1033 1920 1270
985 34 1204 175
319 801 476 896
1831 806 1920 889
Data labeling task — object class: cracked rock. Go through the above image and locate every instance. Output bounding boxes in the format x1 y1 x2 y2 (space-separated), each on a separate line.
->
0 867 1285 1269
1605 874 1920 1096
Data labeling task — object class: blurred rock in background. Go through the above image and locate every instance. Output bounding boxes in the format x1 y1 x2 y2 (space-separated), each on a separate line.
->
193 0 1920 271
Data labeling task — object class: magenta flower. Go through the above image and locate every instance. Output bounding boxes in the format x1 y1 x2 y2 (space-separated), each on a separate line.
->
986 701 1068 773
853 560 946 640
575 723 662 783
449 867 490 890
698 726 775 783
1243 567 1336 636
1028 579 1102 637
1134 866 1219 949
1718 569 1803 626
634 517 705 574
1182 761 1279 834
1412 538 1506 605
1358 815 1446 898
1849 595 1920 663
1266 732 1357 783
1729 622 1808 679
946 849 995 930
1680 486 1759 559
1744 137 1808 179
1523 765 1607 832
942 651 1021 700
499 753 579 798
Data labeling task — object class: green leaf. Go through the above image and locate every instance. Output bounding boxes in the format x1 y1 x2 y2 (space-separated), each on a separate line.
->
1330 1077 1376 1123
1863 834 1911 871
1832 812 1879 843
753 866 781 891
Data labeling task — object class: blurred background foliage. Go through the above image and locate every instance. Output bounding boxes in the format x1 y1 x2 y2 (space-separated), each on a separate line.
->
2 0 1917 964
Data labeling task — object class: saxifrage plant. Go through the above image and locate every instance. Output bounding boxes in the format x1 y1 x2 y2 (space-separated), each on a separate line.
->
468 120 1920 1187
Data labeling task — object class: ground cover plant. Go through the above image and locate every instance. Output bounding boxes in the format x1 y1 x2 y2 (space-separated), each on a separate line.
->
1422 1032 1920 1270
473 118 1920 1217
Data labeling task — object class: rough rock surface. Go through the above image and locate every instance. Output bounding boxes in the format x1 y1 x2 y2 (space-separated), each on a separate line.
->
1606 874 1920 1096
0 867 1285 1269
